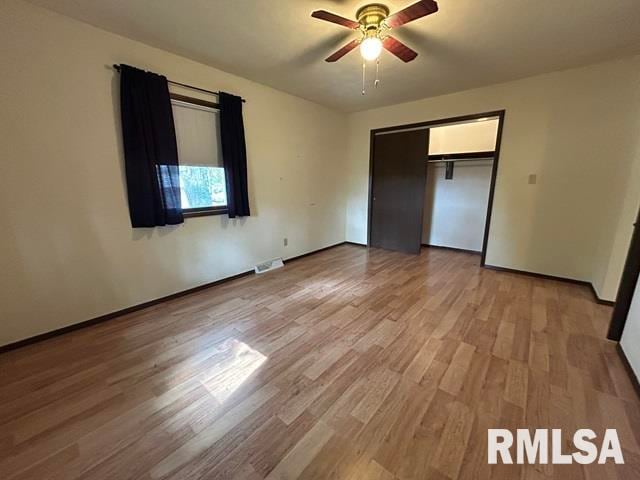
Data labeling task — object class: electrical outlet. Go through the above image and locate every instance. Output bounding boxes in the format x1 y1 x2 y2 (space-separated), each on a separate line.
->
283 238 288 247
528 174 537 185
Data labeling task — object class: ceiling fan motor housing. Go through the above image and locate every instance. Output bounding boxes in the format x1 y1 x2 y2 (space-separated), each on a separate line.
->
356 3 390 31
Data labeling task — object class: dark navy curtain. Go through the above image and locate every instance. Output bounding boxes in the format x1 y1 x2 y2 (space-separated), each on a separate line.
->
120 65 183 227
219 92 250 218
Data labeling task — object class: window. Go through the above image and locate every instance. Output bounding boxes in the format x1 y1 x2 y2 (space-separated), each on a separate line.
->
171 94 227 217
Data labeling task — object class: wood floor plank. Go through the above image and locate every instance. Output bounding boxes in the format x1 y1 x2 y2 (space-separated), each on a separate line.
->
404 337 441 384
350 366 400 424
149 384 279 479
264 420 334 480
430 400 475 479
504 359 529 409
439 341 476 396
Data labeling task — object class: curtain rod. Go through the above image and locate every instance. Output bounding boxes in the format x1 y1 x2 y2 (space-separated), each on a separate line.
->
112 64 246 103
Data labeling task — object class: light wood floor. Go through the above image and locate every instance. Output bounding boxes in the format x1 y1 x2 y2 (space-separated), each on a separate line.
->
1 245 638 479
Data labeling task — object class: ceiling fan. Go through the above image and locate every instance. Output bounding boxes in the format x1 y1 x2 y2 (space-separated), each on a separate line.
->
311 1 439 63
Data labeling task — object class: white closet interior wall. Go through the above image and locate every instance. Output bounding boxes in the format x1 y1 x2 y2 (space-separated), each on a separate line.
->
422 119 499 251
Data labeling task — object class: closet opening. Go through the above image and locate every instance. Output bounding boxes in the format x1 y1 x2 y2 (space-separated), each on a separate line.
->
367 110 505 265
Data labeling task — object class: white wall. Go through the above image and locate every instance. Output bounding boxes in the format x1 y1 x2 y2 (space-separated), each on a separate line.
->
0 0 349 346
345 56 640 301
423 120 498 251
423 162 493 251
429 119 499 154
621 280 640 379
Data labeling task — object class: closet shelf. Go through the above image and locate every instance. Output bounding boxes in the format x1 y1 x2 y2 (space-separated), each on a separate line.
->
427 151 495 163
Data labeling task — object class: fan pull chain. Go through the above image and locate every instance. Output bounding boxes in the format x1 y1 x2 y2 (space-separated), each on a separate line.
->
374 59 380 88
362 61 366 95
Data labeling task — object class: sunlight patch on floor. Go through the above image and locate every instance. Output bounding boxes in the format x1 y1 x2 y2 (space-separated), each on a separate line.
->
200 339 267 404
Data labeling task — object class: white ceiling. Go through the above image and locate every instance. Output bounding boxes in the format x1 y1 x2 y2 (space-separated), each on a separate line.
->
27 0 640 112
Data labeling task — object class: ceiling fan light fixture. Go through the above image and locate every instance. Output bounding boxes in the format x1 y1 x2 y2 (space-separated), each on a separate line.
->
360 36 383 61
312 1 438 64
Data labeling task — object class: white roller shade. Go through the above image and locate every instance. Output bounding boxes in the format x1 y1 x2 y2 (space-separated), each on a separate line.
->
171 100 223 167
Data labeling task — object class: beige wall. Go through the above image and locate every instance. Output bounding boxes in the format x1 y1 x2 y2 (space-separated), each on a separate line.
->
0 0 348 346
346 56 640 301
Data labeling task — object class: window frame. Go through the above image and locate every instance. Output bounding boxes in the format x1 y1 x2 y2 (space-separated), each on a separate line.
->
170 93 228 218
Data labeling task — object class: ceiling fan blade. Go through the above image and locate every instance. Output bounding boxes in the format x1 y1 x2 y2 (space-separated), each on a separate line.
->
385 0 438 29
325 39 361 62
382 36 418 62
311 10 360 29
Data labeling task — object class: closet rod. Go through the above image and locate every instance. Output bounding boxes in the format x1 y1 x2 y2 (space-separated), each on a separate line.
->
112 64 246 103
427 157 494 164
427 151 495 162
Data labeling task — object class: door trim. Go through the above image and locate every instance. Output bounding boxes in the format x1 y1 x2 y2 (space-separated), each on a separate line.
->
366 110 506 267
608 205 640 341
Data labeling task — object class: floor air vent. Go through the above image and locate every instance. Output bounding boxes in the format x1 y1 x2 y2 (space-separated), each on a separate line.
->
254 258 284 274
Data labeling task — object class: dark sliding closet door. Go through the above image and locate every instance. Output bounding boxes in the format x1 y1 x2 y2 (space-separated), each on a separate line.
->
369 129 429 255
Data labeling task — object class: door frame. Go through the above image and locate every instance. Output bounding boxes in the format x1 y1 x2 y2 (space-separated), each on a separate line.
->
366 110 506 266
607 205 640 341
